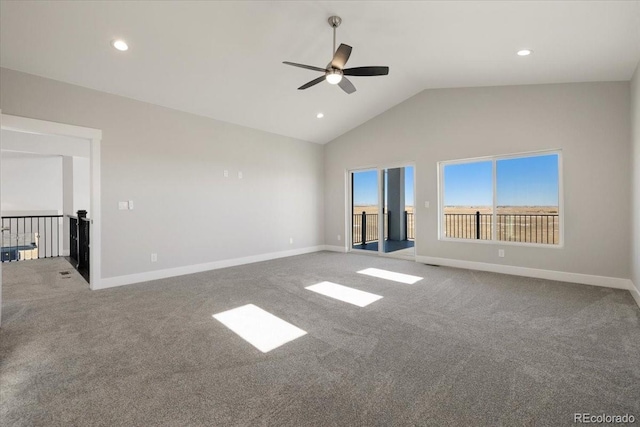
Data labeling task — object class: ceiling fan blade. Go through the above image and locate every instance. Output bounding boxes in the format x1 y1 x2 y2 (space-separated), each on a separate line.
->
331 44 352 69
298 75 326 90
283 61 326 73
338 77 356 94
343 66 390 77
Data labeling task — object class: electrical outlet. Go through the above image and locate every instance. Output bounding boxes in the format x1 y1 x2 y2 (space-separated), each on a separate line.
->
151 253 158 262
289 237 293 244
498 249 505 258
238 171 243 179
337 234 341 241
424 201 430 208
128 200 134 210
118 201 128 210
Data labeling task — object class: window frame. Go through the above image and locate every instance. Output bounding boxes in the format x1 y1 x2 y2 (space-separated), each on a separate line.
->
438 149 564 248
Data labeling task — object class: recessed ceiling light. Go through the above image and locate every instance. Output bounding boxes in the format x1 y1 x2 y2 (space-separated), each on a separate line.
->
517 49 532 56
111 39 129 51
316 113 324 119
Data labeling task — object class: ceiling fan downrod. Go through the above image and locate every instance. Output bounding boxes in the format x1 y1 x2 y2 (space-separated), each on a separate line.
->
328 16 342 58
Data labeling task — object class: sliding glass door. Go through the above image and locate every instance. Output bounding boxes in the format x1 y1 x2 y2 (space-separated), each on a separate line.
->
382 166 414 256
351 169 379 252
350 165 415 257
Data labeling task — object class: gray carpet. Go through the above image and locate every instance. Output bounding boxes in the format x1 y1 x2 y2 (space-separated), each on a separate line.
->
1 253 639 426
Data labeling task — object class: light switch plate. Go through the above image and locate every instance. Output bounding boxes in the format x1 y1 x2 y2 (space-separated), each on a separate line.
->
118 201 128 210
238 171 243 179
424 201 430 208
223 170 229 178
128 200 134 210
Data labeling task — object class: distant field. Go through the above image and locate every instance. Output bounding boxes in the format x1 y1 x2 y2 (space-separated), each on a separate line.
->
352 205 559 245
353 205 556 215
353 205 413 214
444 206 558 215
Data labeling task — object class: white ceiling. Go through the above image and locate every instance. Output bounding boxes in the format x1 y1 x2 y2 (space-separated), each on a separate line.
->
1 1 639 144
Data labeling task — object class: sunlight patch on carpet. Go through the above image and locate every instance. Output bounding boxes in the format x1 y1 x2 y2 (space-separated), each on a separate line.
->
213 304 307 353
306 281 382 307
357 268 423 284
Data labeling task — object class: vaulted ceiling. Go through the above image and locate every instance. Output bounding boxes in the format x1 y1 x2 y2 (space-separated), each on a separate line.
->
2 1 639 143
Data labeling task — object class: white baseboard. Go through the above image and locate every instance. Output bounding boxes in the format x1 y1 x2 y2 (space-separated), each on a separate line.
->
96 246 325 290
93 248 640 307
61 250 70 257
416 255 632 291
630 282 640 308
322 245 347 253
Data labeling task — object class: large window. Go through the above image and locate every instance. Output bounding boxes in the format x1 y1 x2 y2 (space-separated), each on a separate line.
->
440 151 562 246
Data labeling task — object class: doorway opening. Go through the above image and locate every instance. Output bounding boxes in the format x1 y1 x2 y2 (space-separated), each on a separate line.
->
349 165 415 258
0 113 102 325
1 146 91 280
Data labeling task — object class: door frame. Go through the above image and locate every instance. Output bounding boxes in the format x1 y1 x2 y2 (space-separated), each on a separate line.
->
347 161 417 260
0 113 102 299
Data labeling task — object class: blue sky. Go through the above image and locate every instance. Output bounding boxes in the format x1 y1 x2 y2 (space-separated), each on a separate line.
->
353 167 414 206
444 154 559 206
352 156 558 208
443 161 493 206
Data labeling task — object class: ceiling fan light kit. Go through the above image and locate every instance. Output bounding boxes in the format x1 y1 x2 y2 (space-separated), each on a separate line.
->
283 16 389 94
326 69 343 84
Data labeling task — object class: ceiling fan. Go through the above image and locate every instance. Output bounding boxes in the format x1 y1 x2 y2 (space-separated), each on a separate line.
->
283 16 389 94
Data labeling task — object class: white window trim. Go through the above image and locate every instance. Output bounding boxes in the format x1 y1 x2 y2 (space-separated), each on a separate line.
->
438 149 564 248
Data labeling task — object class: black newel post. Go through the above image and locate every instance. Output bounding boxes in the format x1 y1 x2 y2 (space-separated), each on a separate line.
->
77 210 88 271
69 216 78 263
475 211 481 240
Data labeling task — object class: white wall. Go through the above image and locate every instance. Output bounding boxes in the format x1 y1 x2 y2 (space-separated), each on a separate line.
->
631 63 640 297
325 82 631 280
61 156 90 216
0 68 324 280
72 156 90 214
62 156 73 254
1 152 63 215
1 67 633 291
61 155 89 254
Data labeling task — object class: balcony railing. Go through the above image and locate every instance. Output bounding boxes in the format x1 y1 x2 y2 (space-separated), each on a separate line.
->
1 215 63 261
444 212 559 244
352 211 415 245
406 211 415 240
444 213 493 240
